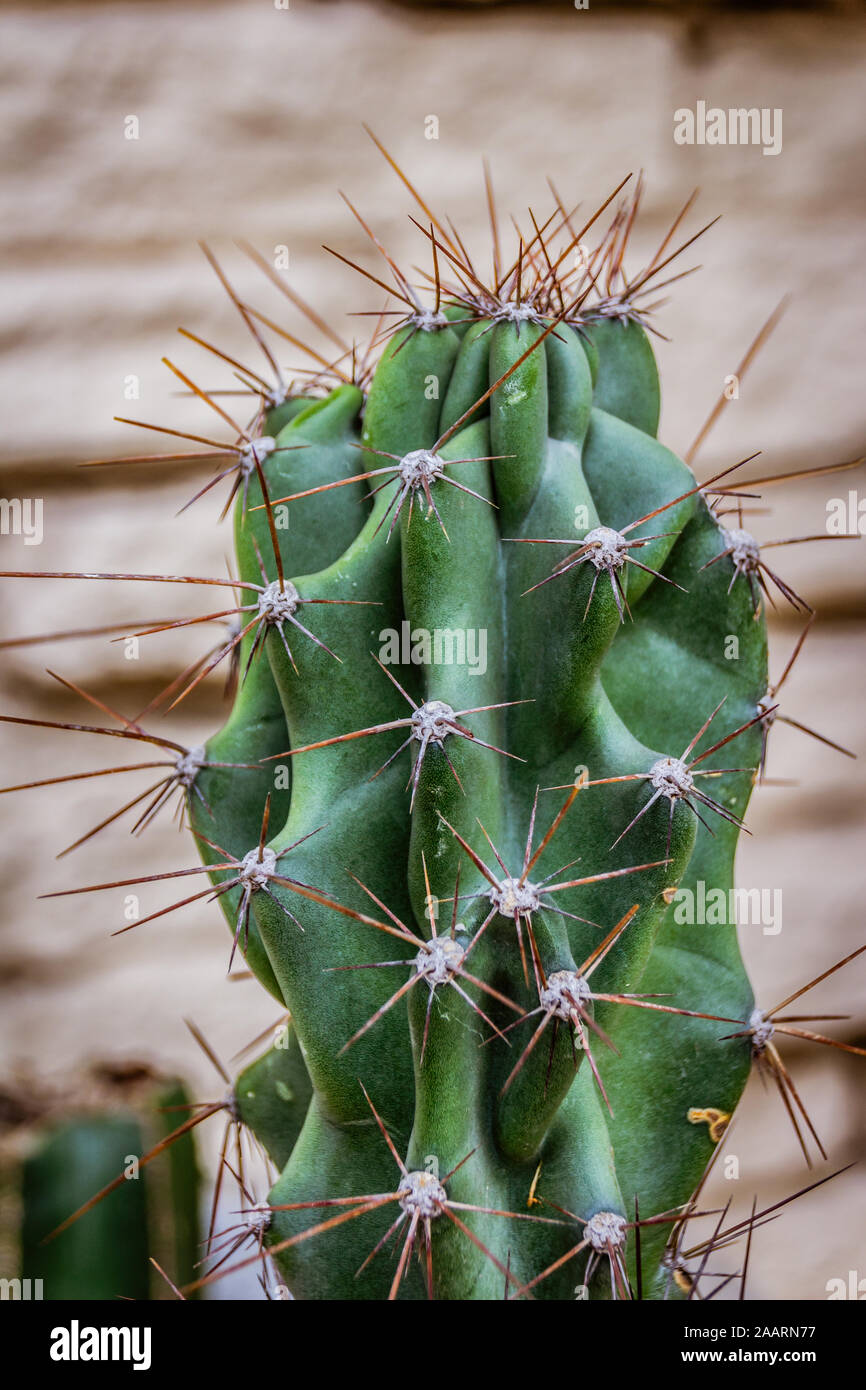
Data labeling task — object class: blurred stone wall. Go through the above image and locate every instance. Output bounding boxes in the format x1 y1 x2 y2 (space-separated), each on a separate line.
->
0 0 864 1298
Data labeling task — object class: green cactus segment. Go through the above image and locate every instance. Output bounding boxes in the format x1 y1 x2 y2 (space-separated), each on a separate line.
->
149 1082 202 1296
584 319 661 437
264 394 318 437
598 498 765 1287
234 1026 314 1170
19 1082 203 1301
267 1095 426 1300
21 1118 150 1300
189 385 368 997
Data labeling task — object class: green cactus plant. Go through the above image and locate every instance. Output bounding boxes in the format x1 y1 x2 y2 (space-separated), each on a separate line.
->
1 1065 201 1300
4 158 862 1300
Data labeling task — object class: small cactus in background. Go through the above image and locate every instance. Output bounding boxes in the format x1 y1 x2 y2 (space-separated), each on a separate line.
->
0 1064 200 1300
3 148 863 1300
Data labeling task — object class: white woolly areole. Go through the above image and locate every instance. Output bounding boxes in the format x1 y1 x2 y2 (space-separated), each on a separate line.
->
398 449 446 489
540 969 592 1021
488 875 541 919
398 1170 447 1218
589 296 640 326
263 382 290 409
584 1210 628 1252
175 745 206 788
411 308 449 332
239 846 277 891
239 436 277 474
649 755 695 800
723 527 761 571
583 525 629 571
414 935 465 985
493 299 543 325
756 692 777 728
257 579 300 625
749 1007 775 1051
244 1201 272 1234
411 699 456 745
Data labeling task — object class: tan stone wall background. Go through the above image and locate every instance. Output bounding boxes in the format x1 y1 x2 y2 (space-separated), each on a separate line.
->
0 0 864 1298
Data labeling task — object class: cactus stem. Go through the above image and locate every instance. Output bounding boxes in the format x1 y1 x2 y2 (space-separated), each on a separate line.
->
189 1084 562 1298
440 789 670 979
21 154 863 1301
514 526 685 614
317 871 522 1058
499 904 726 1108
572 701 766 851
513 1195 715 1301
513 452 762 611
266 655 526 808
259 444 505 542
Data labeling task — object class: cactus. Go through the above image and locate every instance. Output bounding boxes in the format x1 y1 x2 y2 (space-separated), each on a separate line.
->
22 1116 152 1301
3 155 862 1300
3 1066 201 1300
